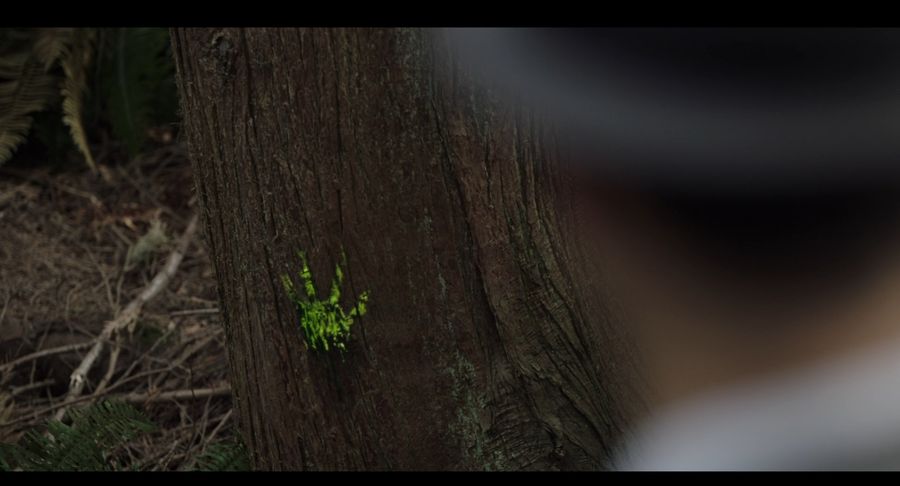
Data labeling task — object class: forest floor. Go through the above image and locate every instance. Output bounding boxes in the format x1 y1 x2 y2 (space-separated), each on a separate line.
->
0 144 237 470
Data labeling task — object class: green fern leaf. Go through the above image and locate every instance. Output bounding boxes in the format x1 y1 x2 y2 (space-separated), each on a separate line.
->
0 57 58 165
0 28 177 166
0 400 155 471
59 29 97 171
31 28 74 69
0 51 32 79
194 438 251 471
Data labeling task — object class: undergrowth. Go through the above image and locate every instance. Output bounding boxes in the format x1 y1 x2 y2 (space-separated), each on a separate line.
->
0 28 177 169
0 401 249 471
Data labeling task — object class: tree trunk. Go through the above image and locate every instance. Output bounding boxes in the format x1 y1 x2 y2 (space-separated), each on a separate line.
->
171 27 636 471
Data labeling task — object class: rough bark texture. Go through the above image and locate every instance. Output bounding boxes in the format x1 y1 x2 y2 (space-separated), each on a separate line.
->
171 27 635 470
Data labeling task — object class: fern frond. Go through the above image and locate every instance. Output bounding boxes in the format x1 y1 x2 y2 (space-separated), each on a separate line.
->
0 400 248 471
0 28 177 166
0 400 155 471
0 58 58 165
68 400 156 450
193 439 251 471
0 51 31 79
59 29 97 171
0 393 12 468
32 28 74 69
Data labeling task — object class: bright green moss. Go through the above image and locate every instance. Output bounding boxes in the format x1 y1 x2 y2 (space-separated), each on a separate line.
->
281 251 369 352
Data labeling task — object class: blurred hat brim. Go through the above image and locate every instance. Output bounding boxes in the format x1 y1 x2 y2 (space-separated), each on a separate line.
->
445 28 900 193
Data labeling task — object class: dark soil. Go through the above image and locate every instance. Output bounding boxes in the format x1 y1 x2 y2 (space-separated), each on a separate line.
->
0 145 236 470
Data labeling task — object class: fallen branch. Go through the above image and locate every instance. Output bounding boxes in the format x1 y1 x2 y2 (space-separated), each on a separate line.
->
94 336 122 395
2 367 172 429
54 214 200 420
169 307 219 317
0 341 93 373
118 385 231 404
2 380 230 430
10 379 55 397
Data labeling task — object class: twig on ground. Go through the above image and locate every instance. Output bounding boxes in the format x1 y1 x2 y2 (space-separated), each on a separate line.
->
183 409 234 470
2 366 175 429
148 333 218 391
0 291 10 329
202 409 233 446
169 308 219 317
117 328 175 384
10 379 55 397
117 385 231 404
53 214 200 420
0 341 94 373
94 336 122 395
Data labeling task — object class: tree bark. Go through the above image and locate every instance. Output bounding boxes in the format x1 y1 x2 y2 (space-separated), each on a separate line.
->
171 27 636 471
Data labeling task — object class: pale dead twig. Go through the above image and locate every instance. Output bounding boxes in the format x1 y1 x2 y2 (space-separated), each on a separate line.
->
148 332 218 391
0 384 231 431
201 409 233 447
183 409 234 471
0 341 94 373
117 328 176 384
169 308 219 317
54 214 200 420
2 366 174 429
10 379 55 397
94 336 122 395
117 385 231 404
0 291 10 328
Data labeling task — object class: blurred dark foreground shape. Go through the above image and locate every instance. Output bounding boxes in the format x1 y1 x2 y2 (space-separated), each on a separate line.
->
450 27 900 470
